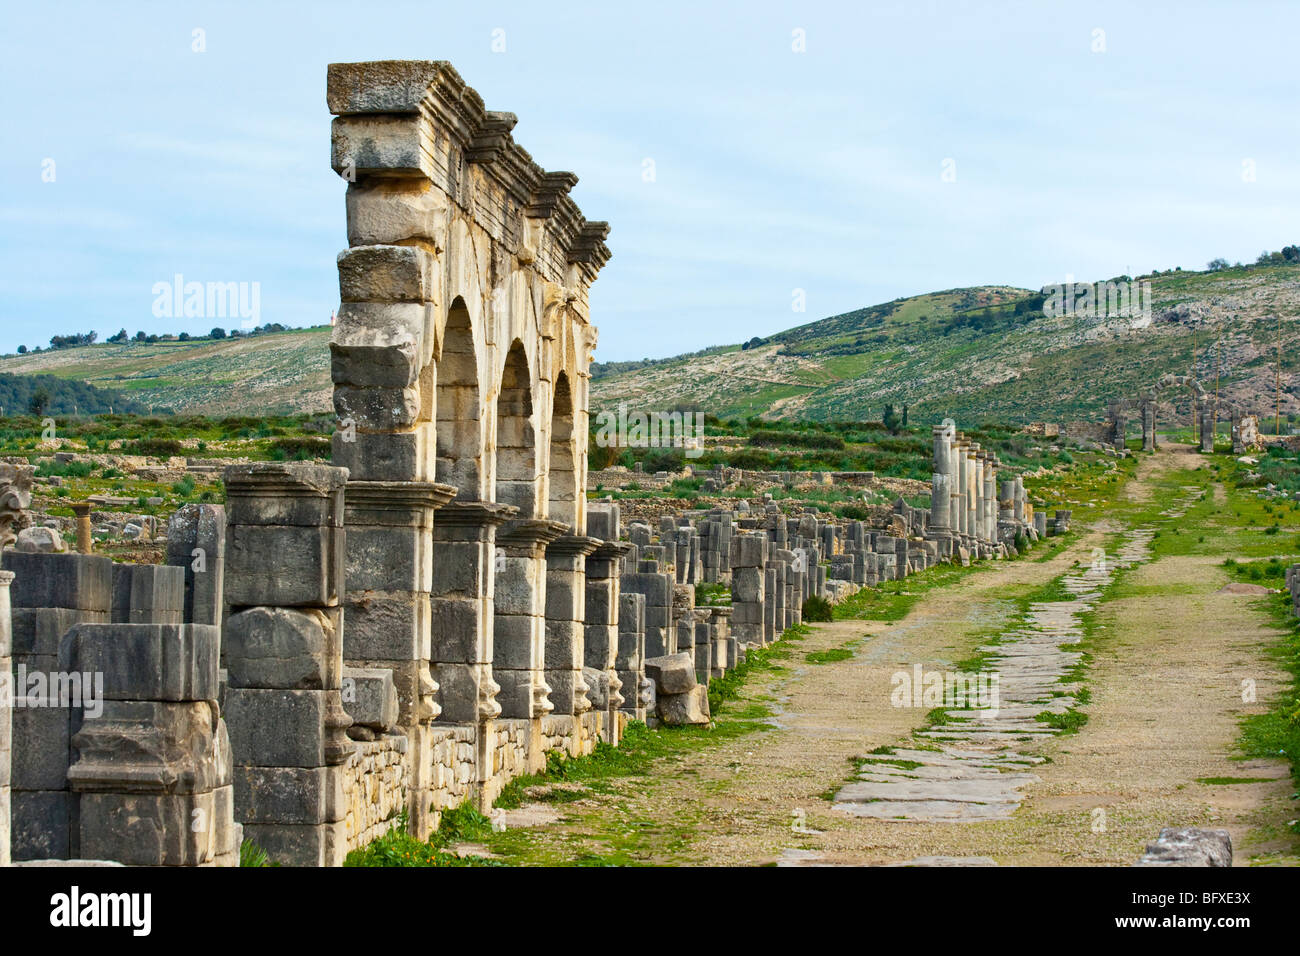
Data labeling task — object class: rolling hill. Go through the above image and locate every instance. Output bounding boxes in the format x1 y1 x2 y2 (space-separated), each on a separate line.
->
2 262 1297 426
0 327 333 417
592 264 1300 426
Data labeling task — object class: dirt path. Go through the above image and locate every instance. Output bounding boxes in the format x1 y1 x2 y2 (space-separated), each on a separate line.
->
497 445 1297 866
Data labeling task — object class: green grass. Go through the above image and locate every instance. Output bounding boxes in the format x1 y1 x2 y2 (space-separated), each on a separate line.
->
806 647 853 664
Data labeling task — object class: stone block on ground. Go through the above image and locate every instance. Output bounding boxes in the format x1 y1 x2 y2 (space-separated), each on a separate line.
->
644 652 696 695
655 685 710 726
1135 827 1232 867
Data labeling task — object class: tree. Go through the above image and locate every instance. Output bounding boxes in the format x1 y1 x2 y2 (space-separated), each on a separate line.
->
210 327 226 339
1207 258 1229 271
902 404 910 427
883 404 900 433
178 332 191 341
16 345 26 354
29 387 50 417
134 331 147 342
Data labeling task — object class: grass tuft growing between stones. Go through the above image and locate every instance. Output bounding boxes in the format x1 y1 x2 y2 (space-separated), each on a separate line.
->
343 805 503 867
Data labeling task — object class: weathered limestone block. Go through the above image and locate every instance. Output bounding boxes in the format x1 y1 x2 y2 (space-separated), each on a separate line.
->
341 666 399 734
225 607 341 691
1 551 112 612
337 244 435 303
655 685 710 726
15 527 65 553
110 563 185 625
165 503 226 629
226 688 354 768
235 765 344 826
1135 827 1232 867
644 652 696 695
67 622 219 703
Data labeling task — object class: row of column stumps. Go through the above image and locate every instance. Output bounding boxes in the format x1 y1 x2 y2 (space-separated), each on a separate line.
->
926 422 1046 561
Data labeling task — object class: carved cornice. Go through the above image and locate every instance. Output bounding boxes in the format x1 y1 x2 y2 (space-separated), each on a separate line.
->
497 517 568 551
435 500 518 529
327 60 612 280
545 533 602 559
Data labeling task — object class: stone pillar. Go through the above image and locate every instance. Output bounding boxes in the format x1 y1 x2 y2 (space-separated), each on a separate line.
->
616 592 649 721
730 533 767 646
3 549 110 861
66 621 238 866
999 479 1016 545
221 462 355 867
585 540 631 743
166 503 227 630
983 454 998 548
342 479 455 836
71 502 93 554
710 606 735 671
1013 476 1026 526
1141 398 1156 452
544 534 600 716
0 569 11 867
928 423 954 555
494 518 566 722
954 437 969 544
1199 404 1215 453
429 501 515 724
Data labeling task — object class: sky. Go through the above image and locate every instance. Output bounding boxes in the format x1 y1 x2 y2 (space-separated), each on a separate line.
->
1 0 1297 361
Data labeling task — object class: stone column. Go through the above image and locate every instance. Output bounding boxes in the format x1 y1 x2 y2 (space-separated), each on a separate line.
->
429 501 515 724
1199 404 1215 453
1141 398 1156 451
928 423 954 556
585 540 631 743
729 533 767 647
616 592 648 721
221 462 355 867
966 442 981 550
70 502 93 554
0 569 11 867
999 479 1016 545
983 454 998 548
494 518 566 722
544 534 600 716
342 479 455 837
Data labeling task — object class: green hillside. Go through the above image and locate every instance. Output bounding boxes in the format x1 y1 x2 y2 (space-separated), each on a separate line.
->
592 263 1300 426
3 261 1298 428
0 327 333 416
